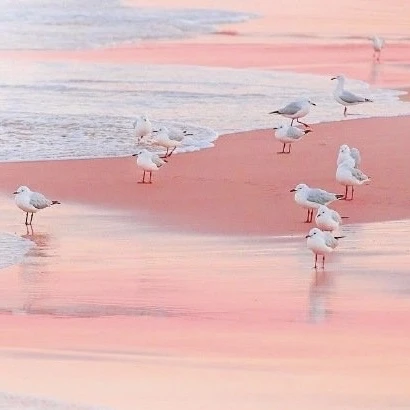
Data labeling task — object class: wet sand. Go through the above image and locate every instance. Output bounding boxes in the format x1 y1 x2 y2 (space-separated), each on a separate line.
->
1 13 410 410
0 115 409 236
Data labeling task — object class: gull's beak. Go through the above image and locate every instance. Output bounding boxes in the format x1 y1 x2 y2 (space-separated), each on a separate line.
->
13 191 18 195
331 77 336 80
273 127 278 130
311 102 317 106
305 129 313 134
305 234 311 238
290 188 297 192
131 153 138 157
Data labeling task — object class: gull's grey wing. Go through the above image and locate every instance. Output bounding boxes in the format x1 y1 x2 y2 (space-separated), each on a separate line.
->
279 101 302 115
307 188 336 205
339 90 367 104
151 154 166 167
351 168 369 181
331 210 342 224
30 192 51 209
350 147 361 167
324 232 339 249
286 126 304 139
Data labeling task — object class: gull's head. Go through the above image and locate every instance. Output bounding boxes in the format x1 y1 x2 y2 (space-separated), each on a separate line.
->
13 185 30 195
306 227 322 238
132 149 149 157
290 183 308 193
316 205 328 217
339 144 351 154
273 124 286 130
331 74 345 82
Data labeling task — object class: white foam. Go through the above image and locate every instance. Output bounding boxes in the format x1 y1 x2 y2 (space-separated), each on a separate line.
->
0 62 409 161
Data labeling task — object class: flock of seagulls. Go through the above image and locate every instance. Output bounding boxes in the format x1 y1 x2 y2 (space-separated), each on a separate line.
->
12 37 383 271
268 63 376 268
287 142 370 269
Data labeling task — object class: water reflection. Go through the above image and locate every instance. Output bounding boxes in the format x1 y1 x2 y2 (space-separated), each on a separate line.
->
16 226 53 315
369 60 381 84
308 270 333 323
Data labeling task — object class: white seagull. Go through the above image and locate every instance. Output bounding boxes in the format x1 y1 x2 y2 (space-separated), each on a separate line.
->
315 205 343 233
331 75 373 116
337 144 361 168
150 127 183 157
133 115 153 141
290 183 344 223
371 35 385 61
273 124 312 154
132 149 166 184
306 228 344 269
13 186 60 225
269 98 316 127
336 160 371 200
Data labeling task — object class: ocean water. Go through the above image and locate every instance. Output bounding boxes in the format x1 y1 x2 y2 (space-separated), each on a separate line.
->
0 60 409 161
0 0 255 50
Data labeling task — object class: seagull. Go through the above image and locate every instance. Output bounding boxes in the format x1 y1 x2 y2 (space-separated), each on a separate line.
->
133 115 153 141
132 149 166 184
336 160 370 200
337 144 361 168
273 124 312 154
315 205 343 233
290 183 344 223
371 35 385 61
306 228 344 269
13 186 60 225
331 75 373 116
150 127 183 157
269 98 316 127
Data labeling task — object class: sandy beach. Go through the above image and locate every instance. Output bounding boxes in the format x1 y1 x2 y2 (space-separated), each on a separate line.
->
1 2 410 409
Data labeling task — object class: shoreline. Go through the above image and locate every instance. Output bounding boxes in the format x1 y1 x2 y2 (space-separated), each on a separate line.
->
1 115 409 236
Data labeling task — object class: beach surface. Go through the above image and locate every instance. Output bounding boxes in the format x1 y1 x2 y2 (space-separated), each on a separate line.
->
1 5 410 409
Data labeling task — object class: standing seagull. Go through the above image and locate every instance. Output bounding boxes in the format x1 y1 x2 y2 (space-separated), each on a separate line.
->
337 144 361 168
273 124 312 154
133 115 153 141
306 228 343 269
331 75 373 116
269 99 316 127
290 183 344 223
315 205 343 233
150 127 183 157
336 160 370 200
132 149 166 184
13 186 60 225
371 35 385 62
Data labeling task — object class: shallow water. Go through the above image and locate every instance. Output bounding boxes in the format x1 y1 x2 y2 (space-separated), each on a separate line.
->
1 197 409 324
1 198 410 408
0 60 409 161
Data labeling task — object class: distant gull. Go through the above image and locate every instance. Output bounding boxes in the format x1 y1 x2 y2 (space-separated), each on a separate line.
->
290 183 344 223
331 75 373 116
306 227 344 269
13 186 60 225
269 98 316 127
132 149 166 184
337 144 361 168
273 124 312 154
336 160 370 200
133 115 152 141
315 205 343 233
371 35 385 61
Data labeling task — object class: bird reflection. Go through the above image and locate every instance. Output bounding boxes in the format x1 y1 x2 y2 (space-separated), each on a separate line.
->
17 226 53 314
308 270 333 323
369 60 381 85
